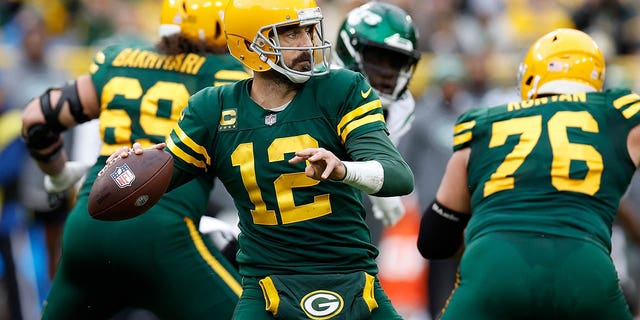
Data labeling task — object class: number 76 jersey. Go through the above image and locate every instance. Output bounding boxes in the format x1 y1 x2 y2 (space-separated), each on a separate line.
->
453 88 640 251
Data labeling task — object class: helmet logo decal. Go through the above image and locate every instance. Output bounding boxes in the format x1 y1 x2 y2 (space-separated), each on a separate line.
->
172 13 182 24
547 61 564 72
384 33 414 51
300 290 344 319
347 10 382 27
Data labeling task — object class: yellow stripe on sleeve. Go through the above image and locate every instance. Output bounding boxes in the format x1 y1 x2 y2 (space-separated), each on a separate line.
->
184 217 242 297
622 102 640 119
613 93 640 110
336 100 383 137
453 132 473 147
453 120 476 134
166 138 207 169
453 120 475 147
340 114 386 144
172 125 211 166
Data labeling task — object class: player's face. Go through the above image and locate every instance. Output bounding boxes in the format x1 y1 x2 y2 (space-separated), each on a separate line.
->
361 46 409 94
277 25 314 72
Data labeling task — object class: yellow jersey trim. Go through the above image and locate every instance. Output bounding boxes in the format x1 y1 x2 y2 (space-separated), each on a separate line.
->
339 114 385 144
336 100 383 137
166 138 206 169
259 276 280 316
184 217 242 296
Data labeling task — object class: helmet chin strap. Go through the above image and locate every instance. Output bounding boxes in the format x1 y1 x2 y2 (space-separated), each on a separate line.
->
267 60 310 83
262 53 311 84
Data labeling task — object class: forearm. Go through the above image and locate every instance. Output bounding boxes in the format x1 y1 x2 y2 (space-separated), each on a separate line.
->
36 148 67 176
344 130 414 196
22 75 99 175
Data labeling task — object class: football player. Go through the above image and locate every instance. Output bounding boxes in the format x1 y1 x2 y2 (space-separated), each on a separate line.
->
333 1 420 228
417 28 638 319
21 0 249 318
110 0 414 319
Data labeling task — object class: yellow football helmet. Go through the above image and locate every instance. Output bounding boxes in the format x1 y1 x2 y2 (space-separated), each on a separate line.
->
517 28 605 100
159 0 227 47
224 0 331 83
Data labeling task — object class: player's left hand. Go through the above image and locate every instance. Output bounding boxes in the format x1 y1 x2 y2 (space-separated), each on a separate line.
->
369 195 405 227
289 147 346 181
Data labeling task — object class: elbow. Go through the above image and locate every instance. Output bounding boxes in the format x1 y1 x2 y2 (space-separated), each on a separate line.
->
416 235 461 260
21 98 41 136
394 163 414 195
400 170 414 195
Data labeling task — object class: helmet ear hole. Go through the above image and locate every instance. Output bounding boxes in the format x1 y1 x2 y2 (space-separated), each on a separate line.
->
525 76 533 86
214 22 221 39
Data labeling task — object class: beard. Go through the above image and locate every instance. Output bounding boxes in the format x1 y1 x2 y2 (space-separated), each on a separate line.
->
263 69 305 90
263 50 313 88
291 50 312 72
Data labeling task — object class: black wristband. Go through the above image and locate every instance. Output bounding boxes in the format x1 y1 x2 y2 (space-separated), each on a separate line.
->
417 199 470 260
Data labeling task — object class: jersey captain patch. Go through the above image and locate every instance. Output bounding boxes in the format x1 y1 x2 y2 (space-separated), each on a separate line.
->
219 109 238 131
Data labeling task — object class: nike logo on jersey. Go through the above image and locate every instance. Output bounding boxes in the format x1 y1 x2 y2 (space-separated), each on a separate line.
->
361 87 372 99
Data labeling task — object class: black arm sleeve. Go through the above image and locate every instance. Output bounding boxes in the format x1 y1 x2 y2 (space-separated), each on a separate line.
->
417 200 470 260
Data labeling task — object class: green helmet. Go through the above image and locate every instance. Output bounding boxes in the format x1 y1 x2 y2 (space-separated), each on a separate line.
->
334 2 420 105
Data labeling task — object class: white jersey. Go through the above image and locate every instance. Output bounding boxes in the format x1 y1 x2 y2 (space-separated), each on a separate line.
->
384 91 415 146
330 64 415 227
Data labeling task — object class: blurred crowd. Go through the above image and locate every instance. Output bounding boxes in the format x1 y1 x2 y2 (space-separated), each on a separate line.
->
1 0 640 319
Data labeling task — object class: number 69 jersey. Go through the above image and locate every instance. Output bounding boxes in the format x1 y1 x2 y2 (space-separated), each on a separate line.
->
167 69 388 277
89 43 249 220
453 88 640 251
91 43 249 156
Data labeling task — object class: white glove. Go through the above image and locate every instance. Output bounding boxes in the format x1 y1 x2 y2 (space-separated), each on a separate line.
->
199 216 240 251
369 195 405 227
44 161 90 193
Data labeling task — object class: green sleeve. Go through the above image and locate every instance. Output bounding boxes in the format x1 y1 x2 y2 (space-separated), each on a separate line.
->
167 161 197 192
344 130 414 196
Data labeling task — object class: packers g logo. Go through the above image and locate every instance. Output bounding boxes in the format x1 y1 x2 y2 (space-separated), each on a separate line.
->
300 290 344 319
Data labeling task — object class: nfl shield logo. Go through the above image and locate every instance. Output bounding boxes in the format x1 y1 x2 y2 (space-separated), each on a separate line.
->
110 163 136 188
265 114 277 126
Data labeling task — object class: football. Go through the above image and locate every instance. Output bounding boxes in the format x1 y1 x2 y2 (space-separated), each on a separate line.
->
88 148 173 221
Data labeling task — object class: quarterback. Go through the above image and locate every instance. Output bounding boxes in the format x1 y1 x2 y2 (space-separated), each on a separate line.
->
112 0 414 319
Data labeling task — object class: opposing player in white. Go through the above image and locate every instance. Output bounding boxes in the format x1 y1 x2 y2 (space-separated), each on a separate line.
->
333 2 420 226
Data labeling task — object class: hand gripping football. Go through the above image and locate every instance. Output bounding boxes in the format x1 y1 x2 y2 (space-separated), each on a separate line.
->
88 148 173 221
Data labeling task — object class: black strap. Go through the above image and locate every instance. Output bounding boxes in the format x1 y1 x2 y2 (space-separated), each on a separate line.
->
39 88 66 133
61 81 91 124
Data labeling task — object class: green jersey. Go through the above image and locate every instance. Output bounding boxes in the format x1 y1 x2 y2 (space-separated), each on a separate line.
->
167 69 387 277
44 45 250 319
89 43 249 220
91 43 248 156
453 89 640 251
